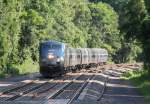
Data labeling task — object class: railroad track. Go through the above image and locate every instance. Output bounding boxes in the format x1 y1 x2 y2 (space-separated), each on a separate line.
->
76 73 109 103
0 73 81 101
0 80 47 101
15 74 82 101
97 76 109 101
67 75 95 104
0 74 96 103
0 67 109 104
46 74 94 100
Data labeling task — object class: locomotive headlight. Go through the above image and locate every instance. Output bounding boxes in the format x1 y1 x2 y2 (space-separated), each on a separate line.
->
48 54 54 59
56 57 64 62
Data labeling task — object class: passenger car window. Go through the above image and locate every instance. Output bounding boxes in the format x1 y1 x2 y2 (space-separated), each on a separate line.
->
92 55 95 58
70 55 72 58
77 55 80 58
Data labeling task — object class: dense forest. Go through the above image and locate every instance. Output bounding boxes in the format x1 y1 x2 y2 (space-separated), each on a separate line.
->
0 0 150 75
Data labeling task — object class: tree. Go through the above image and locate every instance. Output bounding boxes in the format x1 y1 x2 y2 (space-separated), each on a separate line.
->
1 0 147 75
145 0 150 14
141 16 150 72
88 3 120 55
0 0 22 72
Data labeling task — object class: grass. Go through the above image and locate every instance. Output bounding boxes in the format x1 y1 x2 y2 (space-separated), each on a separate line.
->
16 58 39 75
0 71 6 78
123 70 150 104
0 58 39 78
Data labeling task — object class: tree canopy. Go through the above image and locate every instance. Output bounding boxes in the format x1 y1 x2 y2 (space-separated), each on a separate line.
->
0 0 150 75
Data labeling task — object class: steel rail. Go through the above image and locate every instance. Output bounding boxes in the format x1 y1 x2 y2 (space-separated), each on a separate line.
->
6 81 49 101
33 83 57 97
33 74 78 100
0 80 34 96
46 74 83 99
67 75 95 104
97 76 108 101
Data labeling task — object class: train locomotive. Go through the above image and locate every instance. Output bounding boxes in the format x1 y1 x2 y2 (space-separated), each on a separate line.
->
39 40 108 77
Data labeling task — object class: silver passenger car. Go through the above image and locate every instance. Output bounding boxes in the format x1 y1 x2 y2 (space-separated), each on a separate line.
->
64 48 82 70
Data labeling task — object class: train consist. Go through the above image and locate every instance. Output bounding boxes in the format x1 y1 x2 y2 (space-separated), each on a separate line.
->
39 40 108 77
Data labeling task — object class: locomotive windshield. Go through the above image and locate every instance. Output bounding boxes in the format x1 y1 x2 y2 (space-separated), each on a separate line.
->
51 44 61 49
41 44 61 49
40 42 64 59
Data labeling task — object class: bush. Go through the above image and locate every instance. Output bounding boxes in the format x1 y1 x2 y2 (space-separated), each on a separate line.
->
123 70 150 104
16 57 39 75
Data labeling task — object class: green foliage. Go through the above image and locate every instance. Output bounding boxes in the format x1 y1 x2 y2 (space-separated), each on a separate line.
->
91 0 150 72
145 0 150 14
142 16 150 39
87 3 120 53
16 57 39 74
141 16 150 72
123 70 150 103
0 64 20 78
0 0 149 76
0 0 22 70
111 0 150 73
0 0 120 75
0 71 5 78
123 0 147 39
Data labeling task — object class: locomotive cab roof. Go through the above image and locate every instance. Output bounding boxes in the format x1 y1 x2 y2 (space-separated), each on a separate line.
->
40 40 65 46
